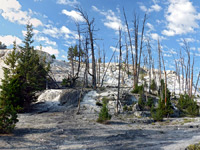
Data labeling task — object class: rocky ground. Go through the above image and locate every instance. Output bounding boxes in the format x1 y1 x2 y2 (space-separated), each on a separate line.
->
1 89 200 150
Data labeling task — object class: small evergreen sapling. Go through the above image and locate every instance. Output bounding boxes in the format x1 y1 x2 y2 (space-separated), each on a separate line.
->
97 97 111 123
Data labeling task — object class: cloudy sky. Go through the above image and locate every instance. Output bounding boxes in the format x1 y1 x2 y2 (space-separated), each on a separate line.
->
1 0 200 80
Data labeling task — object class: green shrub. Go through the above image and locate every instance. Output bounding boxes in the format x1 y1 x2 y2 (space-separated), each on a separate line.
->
0 105 18 134
150 79 157 91
147 97 154 108
51 54 56 59
128 106 132 111
96 101 103 106
151 107 163 122
131 84 144 94
123 105 128 111
187 101 199 116
178 94 199 117
138 94 145 110
102 97 109 104
187 142 200 150
151 98 173 122
97 99 111 123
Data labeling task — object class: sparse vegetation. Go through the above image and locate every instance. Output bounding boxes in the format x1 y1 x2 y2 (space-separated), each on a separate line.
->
131 84 144 94
187 142 200 150
51 54 56 59
150 79 157 91
177 94 199 117
97 97 111 123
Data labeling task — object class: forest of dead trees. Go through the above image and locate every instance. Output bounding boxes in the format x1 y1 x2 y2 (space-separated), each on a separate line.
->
64 7 199 102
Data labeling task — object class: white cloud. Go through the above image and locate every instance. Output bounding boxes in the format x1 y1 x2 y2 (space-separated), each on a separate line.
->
149 4 162 12
92 6 124 31
177 37 197 46
140 5 147 12
191 47 196 51
163 54 172 57
162 0 200 36
0 35 22 47
140 3 162 13
36 46 59 56
43 25 60 38
110 46 120 53
151 33 165 41
36 36 57 46
62 9 84 22
43 25 77 41
57 0 79 6
0 0 42 27
61 55 67 59
146 23 155 32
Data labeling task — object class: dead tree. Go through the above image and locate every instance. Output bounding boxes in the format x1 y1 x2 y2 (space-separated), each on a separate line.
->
116 28 122 114
123 8 134 79
161 53 167 106
194 72 200 95
180 49 185 93
125 33 129 76
101 44 118 87
147 38 152 93
137 13 147 84
158 39 162 100
98 45 101 86
76 7 97 89
133 13 139 88
183 40 190 94
190 55 194 97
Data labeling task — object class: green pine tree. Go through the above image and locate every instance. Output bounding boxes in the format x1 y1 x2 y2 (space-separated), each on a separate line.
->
17 23 49 110
0 41 20 133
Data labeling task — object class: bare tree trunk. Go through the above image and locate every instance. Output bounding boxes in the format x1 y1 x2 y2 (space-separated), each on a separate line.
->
195 72 200 95
125 34 129 76
190 56 194 97
133 13 139 88
103 47 106 74
84 37 89 87
137 13 147 84
158 39 162 100
101 44 117 87
76 7 97 89
147 38 152 93
98 46 101 86
162 54 167 106
123 8 134 80
116 28 122 114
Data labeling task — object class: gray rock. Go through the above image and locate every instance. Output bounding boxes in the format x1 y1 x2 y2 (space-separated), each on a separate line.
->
59 89 82 107
132 103 141 112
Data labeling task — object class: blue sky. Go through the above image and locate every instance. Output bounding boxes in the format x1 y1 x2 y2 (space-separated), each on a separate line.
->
1 0 200 81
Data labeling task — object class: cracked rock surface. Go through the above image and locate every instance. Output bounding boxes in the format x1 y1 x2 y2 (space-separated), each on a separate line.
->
1 90 200 150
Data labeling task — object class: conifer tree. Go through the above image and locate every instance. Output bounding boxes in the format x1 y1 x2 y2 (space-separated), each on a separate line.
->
17 23 49 109
0 41 20 133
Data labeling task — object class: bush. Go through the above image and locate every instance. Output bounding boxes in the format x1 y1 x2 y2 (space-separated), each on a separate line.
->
151 97 173 122
51 54 56 59
150 79 157 91
102 97 109 104
96 101 103 106
123 105 128 111
128 106 132 111
178 94 199 116
147 97 154 108
151 107 163 122
187 142 200 150
97 99 111 123
131 84 144 94
138 94 145 110
0 105 18 134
